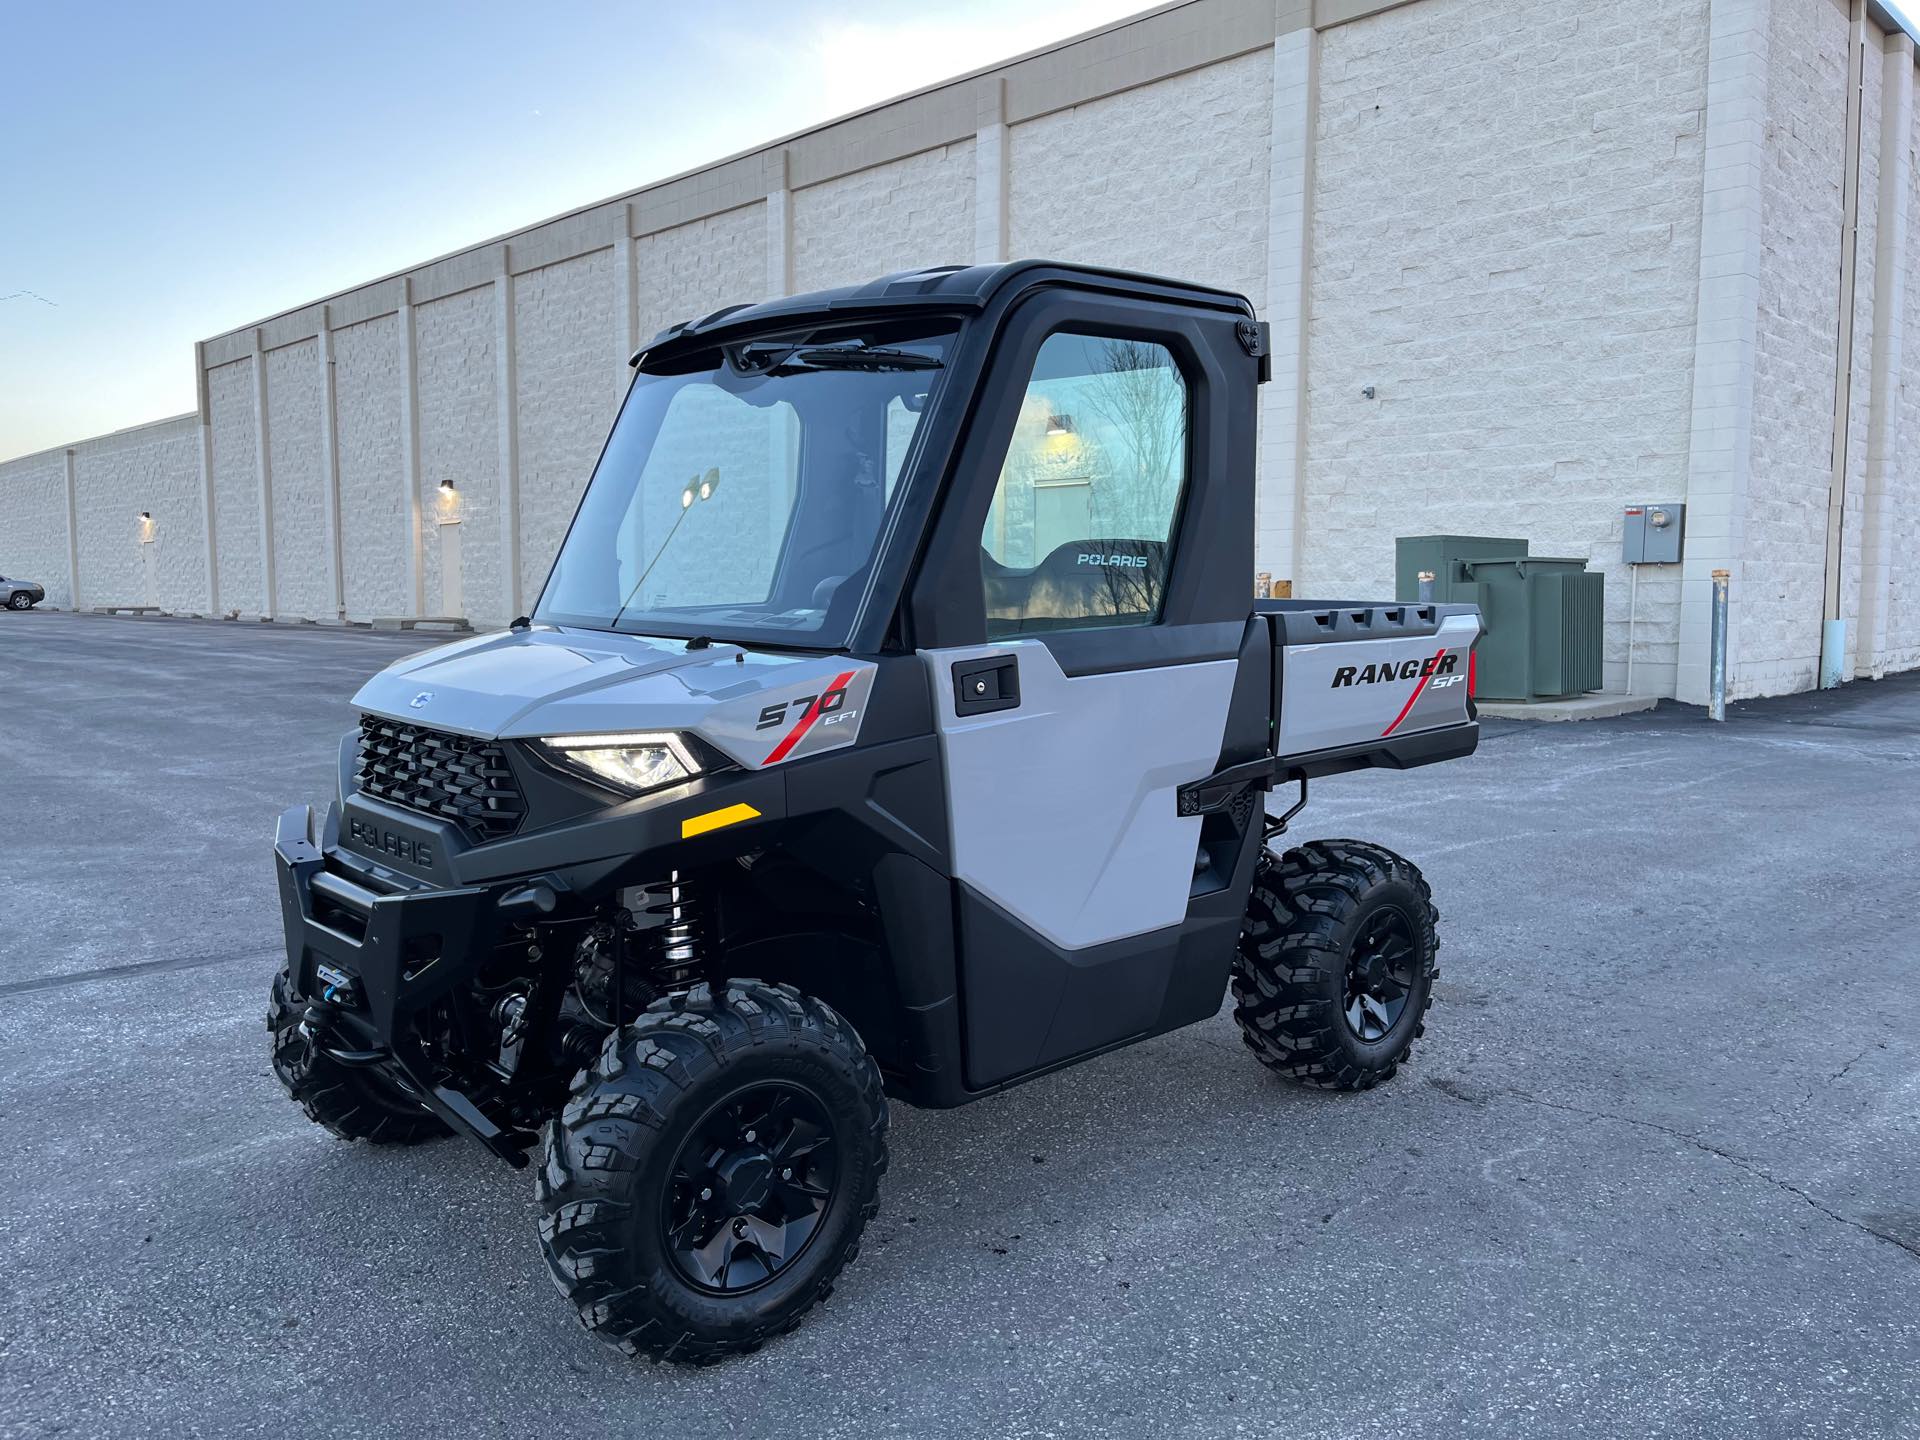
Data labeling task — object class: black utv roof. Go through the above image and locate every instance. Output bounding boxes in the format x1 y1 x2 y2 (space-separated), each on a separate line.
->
635 260 1255 367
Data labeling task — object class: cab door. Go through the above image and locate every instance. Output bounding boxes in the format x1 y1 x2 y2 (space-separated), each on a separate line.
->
908 289 1267 1089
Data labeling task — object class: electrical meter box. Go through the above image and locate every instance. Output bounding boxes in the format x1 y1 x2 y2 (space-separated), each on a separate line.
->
1623 503 1685 564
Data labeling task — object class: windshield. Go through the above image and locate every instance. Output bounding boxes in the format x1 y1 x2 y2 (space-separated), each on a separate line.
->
535 324 953 645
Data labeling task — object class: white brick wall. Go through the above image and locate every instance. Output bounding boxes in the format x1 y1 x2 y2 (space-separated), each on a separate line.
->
72 417 203 611
1008 51 1272 309
415 286 500 625
332 313 409 620
1889 73 1920 670
515 249 618 607
1303 0 1709 697
207 359 263 616
1742 0 1848 698
791 142 977 292
0 451 72 608
1676 0 1769 706
636 203 769 350
1258 29 1315 588
266 340 331 620
1836 37 1882 683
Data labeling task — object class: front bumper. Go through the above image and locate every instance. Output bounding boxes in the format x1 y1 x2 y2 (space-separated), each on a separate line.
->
273 804 533 1164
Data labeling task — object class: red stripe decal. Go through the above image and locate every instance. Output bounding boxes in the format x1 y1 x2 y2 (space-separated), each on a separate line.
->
764 670 857 765
1381 648 1449 738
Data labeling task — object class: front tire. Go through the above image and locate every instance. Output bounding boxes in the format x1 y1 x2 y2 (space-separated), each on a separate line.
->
267 968 448 1144
538 980 888 1364
1232 839 1438 1090
7 593 32 610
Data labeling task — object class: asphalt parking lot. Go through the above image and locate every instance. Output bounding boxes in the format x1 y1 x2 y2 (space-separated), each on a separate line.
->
2 610 1916 1439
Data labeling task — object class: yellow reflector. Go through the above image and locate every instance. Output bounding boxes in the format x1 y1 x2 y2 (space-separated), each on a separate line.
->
680 803 762 839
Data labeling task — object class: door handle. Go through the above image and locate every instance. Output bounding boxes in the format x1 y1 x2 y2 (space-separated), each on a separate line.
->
952 654 1019 716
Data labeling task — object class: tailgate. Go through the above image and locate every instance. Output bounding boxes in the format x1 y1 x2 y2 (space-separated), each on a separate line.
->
1266 603 1481 765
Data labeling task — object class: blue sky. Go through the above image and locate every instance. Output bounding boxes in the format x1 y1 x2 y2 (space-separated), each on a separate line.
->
2 0 1915 462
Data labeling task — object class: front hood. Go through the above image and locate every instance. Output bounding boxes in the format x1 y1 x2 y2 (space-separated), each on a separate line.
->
352 625 878 772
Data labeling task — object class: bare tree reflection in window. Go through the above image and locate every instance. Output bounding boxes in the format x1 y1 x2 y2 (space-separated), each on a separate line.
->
1078 340 1187 620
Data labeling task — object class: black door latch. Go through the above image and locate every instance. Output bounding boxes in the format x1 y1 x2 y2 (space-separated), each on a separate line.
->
952 654 1019 716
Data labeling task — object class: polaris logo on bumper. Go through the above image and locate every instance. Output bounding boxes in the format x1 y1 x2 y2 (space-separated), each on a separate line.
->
1332 654 1459 687
348 816 434 867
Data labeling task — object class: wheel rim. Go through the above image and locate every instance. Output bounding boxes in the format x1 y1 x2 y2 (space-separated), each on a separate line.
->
662 1081 839 1295
1343 904 1418 1042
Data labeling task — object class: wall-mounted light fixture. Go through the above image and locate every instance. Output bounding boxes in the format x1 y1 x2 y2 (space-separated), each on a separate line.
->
138 511 152 522
679 467 720 509
438 478 457 496
1045 413 1076 436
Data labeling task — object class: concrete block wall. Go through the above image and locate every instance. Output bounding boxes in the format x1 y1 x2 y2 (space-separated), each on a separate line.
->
265 339 332 621
515 248 617 607
0 451 72 607
0 416 204 613
1838 39 1884 683
1743 0 1849 697
4 0 1918 706
1007 50 1272 310
206 360 263 617
791 142 976 293
1302 0 1710 699
332 313 409 620
635 203 768 348
1885 54 1920 672
72 416 204 613
414 285 500 623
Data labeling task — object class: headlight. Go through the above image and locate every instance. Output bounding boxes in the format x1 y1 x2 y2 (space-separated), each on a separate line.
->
537 732 699 794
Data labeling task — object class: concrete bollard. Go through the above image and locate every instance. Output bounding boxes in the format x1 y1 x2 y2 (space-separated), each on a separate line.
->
1709 569 1729 722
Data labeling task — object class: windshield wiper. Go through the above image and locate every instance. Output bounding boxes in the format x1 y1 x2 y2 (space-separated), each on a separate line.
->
739 342 942 376
787 344 942 371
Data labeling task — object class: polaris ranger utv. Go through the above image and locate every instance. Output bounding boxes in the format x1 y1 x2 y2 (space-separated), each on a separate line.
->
270 261 1480 1362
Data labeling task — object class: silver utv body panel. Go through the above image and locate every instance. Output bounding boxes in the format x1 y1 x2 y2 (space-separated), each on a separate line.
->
1276 608 1481 758
351 626 876 771
920 640 1237 952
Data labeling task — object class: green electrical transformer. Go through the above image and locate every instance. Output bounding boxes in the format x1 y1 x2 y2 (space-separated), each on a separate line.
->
1395 536 1604 702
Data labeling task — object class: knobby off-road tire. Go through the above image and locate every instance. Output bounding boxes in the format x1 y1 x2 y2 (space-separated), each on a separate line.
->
267 967 448 1144
1232 838 1439 1090
538 979 888 1364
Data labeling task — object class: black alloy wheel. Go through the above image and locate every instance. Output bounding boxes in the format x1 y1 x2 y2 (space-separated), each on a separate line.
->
1343 905 1418 1042
663 1081 839 1294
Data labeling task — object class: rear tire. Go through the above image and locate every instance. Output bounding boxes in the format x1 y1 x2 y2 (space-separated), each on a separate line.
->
267 968 447 1144
1232 838 1438 1090
538 979 888 1364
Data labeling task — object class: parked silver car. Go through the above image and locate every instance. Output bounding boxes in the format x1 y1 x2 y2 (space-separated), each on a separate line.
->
1 575 45 610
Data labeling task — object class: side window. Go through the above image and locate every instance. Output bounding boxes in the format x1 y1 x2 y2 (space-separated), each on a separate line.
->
979 332 1189 637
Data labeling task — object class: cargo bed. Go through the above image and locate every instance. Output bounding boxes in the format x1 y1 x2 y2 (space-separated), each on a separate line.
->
1255 600 1481 780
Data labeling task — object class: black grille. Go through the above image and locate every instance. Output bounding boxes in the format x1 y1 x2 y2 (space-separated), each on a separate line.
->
355 716 526 842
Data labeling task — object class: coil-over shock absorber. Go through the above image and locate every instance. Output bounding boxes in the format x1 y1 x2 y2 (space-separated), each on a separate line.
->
631 869 711 993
